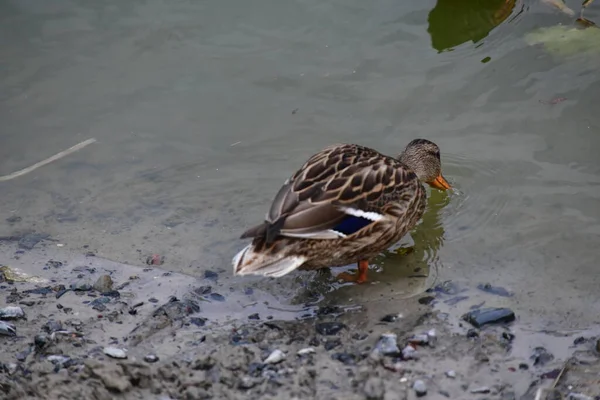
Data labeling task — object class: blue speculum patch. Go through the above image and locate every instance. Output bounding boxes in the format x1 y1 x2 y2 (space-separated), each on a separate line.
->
332 215 373 235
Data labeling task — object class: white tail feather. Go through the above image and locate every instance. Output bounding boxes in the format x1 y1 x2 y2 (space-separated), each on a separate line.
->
232 244 307 278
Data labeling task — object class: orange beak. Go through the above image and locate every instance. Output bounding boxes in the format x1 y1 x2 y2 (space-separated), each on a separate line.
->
428 174 451 190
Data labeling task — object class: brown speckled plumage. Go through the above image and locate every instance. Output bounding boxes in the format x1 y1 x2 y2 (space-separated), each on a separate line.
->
233 139 449 279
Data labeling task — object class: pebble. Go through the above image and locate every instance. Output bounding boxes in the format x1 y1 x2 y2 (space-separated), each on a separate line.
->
373 332 400 356
315 322 347 335
93 275 113 293
0 306 25 320
144 354 159 363
19 300 35 307
462 307 516 328
324 338 341 351
380 313 402 322
43 320 63 333
34 334 49 348
209 293 225 302
567 394 594 400
297 347 316 356
477 283 513 297
408 334 429 345
413 380 427 397
46 260 63 268
70 280 93 291
446 370 456 378
47 355 70 365
264 349 285 364
248 313 260 320
190 317 207 327
531 346 554 366
204 270 219 281
402 344 417 360
103 347 128 359
471 386 491 394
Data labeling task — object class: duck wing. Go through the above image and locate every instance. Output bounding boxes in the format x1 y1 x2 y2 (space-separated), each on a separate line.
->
241 144 420 244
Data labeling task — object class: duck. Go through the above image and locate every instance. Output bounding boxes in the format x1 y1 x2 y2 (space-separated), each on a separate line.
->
232 139 451 284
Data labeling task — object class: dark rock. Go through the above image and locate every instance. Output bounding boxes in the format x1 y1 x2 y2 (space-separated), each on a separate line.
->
248 313 260 320
244 287 254 295
418 296 436 305
332 352 357 365
573 336 587 345
204 270 219 281
462 307 516 328
519 363 529 370
24 287 53 295
194 286 212 295
55 289 70 299
531 347 554 366
317 306 342 316
6 216 21 224
471 386 491 394
352 332 368 341
315 322 347 335
16 349 30 362
380 313 401 323
148 298 159 303
502 332 515 342
101 290 120 298
477 283 514 297
19 301 35 307
46 260 63 268
18 233 49 250
324 338 341 351
43 319 63 333
93 275 113 293
466 329 479 339
209 293 225 302
190 317 207 327
427 280 461 295
92 304 107 312
70 280 92 291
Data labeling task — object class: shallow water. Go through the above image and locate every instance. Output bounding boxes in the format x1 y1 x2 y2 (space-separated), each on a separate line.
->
1 0 600 340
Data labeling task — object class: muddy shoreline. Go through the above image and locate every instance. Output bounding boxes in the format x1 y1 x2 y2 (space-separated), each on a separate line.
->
1 239 599 400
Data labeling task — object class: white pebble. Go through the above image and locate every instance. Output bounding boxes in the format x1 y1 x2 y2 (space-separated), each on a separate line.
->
413 379 427 396
402 344 417 360
446 370 456 378
264 349 285 364
103 347 127 359
297 347 315 356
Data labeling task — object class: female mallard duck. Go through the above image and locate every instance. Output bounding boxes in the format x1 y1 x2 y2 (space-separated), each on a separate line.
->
232 139 451 284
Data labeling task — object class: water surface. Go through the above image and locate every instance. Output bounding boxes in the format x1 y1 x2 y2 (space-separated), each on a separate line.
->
1 0 599 341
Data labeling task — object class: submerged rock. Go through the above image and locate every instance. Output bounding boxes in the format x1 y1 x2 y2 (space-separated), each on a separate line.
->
315 322 347 335
462 307 516 328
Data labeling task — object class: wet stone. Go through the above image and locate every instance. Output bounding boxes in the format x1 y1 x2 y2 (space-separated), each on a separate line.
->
380 313 401 323
0 306 25 320
93 275 113 293
43 319 63 333
315 322 347 335
194 286 212 295
70 280 92 291
190 317 207 327
418 296 436 305
477 283 514 297
34 334 49 349
462 307 516 328
209 293 225 302
531 347 554 366
19 300 35 307
101 290 120 298
331 352 357 365
471 386 491 394
204 270 219 281
248 313 260 320
413 380 427 397
466 329 479 339
149 298 159 303
324 338 341 351
18 233 49 250
46 260 63 268
144 354 159 363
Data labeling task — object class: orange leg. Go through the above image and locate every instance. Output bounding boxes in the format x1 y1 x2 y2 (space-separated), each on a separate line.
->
336 260 369 284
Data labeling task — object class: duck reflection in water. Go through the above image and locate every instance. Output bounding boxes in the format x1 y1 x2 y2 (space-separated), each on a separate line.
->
427 0 517 52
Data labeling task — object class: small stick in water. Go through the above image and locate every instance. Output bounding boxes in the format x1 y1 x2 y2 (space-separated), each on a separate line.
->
0 138 97 182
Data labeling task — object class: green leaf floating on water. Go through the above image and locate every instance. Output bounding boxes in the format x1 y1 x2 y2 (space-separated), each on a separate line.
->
525 25 600 57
